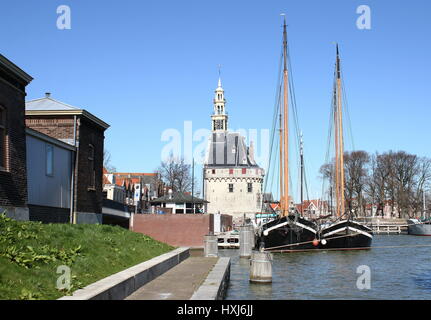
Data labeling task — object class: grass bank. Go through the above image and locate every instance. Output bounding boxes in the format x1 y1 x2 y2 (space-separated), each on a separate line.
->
0 214 174 300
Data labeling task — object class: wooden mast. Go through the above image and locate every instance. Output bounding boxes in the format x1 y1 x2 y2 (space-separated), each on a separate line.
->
335 44 345 217
282 17 289 217
334 80 339 217
300 132 304 216
279 113 283 214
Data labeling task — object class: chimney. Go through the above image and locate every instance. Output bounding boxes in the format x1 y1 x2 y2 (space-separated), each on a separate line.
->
45 92 51 98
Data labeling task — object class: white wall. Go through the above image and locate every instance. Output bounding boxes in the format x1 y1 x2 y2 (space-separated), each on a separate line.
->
204 167 264 219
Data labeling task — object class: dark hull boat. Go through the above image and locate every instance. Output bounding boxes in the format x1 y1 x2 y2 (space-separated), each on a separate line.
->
408 219 431 236
318 220 373 250
257 215 318 252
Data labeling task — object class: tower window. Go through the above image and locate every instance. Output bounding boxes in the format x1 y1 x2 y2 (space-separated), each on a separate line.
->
247 183 253 193
242 168 247 174
228 184 234 193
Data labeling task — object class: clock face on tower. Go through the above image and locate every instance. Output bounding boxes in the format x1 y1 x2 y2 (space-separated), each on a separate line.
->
215 120 224 130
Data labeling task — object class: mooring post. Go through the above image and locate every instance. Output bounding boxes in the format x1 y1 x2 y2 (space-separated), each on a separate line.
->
247 223 255 249
239 225 252 258
204 233 218 257
249 249 272 283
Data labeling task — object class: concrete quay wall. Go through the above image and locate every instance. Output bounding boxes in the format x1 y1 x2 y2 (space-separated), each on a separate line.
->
58 247 190 300
190 257 231 300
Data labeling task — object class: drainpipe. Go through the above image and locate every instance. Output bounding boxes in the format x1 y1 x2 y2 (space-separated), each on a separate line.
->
70 116 78 224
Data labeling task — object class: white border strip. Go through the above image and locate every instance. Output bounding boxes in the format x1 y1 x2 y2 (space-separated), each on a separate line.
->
263 221 316 236
322 226 373 239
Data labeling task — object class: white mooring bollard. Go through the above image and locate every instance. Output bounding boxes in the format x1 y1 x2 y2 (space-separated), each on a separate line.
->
204 234 218 257
249 250 272 283
247 224 256 249
239 225 252 258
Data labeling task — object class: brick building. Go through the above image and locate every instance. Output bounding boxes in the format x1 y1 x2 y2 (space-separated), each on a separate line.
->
0 54 33 220
25 94 109 223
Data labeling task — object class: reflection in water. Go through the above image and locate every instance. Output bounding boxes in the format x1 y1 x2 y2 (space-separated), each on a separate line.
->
414 273 431 291
219 235 431 300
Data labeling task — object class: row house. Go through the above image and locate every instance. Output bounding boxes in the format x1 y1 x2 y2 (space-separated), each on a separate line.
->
25 93 109 224
103 172 163 213
295 200 330 218
0 54 33 220
1 54 109 224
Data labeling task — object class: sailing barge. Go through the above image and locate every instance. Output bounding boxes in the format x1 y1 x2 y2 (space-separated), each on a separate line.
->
256 20 373 251
317 45 373 250
256 18 318 252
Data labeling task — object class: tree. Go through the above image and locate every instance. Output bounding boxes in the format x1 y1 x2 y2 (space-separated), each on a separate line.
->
344 151 370 217
319 151 370 217
157 154 196 193
319 163 334 213
103 149 116 173
322 150 431 219
391 151 418 218
411 157 431 217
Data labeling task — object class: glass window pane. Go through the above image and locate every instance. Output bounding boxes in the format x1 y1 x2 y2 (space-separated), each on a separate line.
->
46 144 53 176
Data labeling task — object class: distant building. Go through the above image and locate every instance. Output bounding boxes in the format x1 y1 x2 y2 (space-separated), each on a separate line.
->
110 172 163 213
150 190 208 214
0 54 33 221
295 199 329 218
102 168 126 204
365 200 400 218
203 77 264 222
25 93 110 224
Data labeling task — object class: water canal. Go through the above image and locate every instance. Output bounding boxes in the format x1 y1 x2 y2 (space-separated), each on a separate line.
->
219 235 431 300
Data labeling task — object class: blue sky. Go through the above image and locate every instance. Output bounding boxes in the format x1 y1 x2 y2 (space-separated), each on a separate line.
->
1 0 430 201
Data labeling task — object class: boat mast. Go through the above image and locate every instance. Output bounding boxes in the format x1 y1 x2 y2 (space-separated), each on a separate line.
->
279 112 283 215
335 44 345 218
281 17 289 217
334 79 339 217
300 132 304 216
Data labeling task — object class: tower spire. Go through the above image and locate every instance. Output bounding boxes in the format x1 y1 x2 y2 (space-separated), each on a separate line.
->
211 68 228 132
218 64 222 88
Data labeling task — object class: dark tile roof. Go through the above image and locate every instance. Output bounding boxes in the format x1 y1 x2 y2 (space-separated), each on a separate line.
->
151 192 208 204
205 131 258 167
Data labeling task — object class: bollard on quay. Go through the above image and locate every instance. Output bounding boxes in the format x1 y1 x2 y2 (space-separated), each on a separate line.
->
247 224 256 249
204 233 218 257
249 244 272 283
239 225 252 258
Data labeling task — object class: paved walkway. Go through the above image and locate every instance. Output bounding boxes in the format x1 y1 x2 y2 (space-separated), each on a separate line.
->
125 257 218 300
